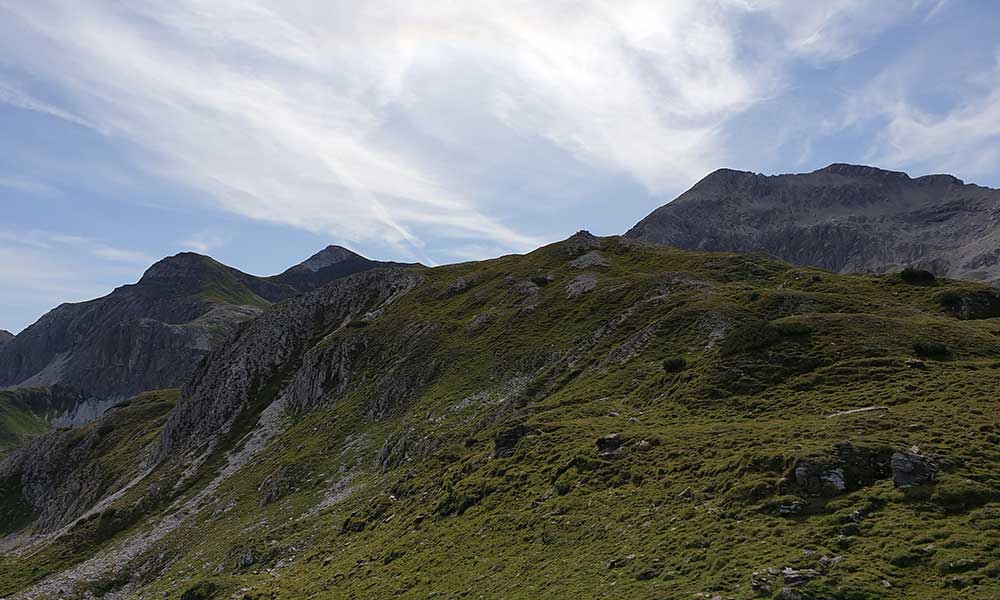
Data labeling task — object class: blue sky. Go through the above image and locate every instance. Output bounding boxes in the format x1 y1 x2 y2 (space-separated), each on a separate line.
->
1 1 999 333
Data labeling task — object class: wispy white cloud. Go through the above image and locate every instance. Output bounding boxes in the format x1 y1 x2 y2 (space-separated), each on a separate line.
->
0 79 100 131
843 44 1000 179
0 176 61 197
180 232 230 254
0 0 930 260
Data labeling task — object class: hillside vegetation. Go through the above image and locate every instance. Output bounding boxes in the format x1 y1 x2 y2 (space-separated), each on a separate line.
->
1 234 998 599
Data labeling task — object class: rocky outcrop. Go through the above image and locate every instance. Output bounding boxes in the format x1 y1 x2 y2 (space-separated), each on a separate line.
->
158 268 422 459
627 164 1000 281
788 443 938 497
0 330 13 345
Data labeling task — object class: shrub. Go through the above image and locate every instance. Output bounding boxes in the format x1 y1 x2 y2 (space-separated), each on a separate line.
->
772 321 812 336
913 340 949 358
720 321 781 355
662 356 687 372
900 267 937 285
180 582 220 600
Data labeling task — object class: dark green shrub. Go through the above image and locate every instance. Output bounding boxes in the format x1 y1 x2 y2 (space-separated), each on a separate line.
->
772 321 812 336
662 356 687 372
900 267 937 285
180 581 220 600
913 340 949 358
720 321 781 355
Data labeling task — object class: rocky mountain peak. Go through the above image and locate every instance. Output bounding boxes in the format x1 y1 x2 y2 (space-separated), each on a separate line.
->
0 329 13 344
296 245 364 272
138 252 222 286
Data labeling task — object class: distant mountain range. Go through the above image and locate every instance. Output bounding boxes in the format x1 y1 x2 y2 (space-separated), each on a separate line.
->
627 163 1000 281
0 245 413 426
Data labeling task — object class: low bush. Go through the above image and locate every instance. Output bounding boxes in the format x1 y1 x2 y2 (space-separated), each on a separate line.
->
900 267 937 285
662 356 687 372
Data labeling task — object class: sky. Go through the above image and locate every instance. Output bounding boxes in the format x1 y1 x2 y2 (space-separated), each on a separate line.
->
1 0 999 333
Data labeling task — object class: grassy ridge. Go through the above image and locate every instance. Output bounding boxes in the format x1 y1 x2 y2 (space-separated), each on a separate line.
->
2 238 999 599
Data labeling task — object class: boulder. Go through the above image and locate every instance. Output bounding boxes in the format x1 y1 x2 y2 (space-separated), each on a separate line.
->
891 451 936 487
596 433 623 457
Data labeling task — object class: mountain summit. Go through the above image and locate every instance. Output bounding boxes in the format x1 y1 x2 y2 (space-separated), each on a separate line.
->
273 244 416 292
626 163 1000 280
294 245 365 272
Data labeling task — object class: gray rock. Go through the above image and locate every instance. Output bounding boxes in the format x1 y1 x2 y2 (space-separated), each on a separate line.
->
569 251 609 269
774 588 803 600
789 443 893 497
750 571 772 596
776 498 807 516
596 433 623 456
891 451 937 487
779 567 819 586
566 274 598 297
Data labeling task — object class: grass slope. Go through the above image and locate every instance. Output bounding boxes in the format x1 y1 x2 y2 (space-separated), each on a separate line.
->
0 390 49 455
2 237 998 599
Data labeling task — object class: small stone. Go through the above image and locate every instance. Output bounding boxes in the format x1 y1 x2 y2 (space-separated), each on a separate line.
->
774 588 802 600
776 498 806 516
780 567 819 586
750 571 772 596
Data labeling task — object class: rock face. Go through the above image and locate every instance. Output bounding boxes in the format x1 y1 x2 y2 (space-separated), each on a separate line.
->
158 267 423 458
0 247 403 427
626 164 1000 281
0 330 13 345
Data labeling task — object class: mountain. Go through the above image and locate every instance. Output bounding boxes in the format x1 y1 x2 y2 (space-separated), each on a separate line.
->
271 244 415 292
0 246 399 428
1 234 997 598
0 330 13 345
626 164 1000 281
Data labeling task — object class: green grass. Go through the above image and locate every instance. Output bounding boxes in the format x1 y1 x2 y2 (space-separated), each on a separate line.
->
2 237 999 599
